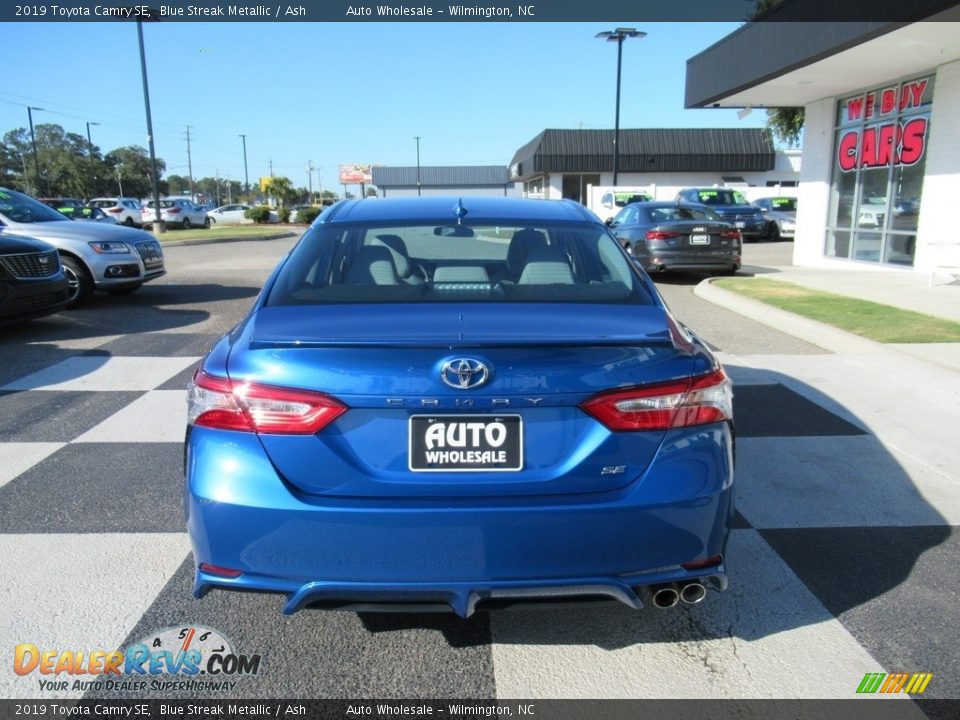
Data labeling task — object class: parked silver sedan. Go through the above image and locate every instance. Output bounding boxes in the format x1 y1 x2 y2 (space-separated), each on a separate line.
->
142 198 210 229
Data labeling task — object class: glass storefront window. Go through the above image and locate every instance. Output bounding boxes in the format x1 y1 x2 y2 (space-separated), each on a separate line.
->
828 75 934 267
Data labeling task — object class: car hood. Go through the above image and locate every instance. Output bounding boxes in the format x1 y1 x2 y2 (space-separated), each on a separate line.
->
0 218 155 243
0 230 57 254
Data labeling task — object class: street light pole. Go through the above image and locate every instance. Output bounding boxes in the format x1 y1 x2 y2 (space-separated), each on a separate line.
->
27 106 44 196
596 28 645 186
85 121 100 199
136 16 164 233
414 136 421 196
239 134 249 196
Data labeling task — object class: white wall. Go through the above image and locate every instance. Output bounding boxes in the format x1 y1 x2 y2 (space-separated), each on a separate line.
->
915 58 960 273
793 97 836 267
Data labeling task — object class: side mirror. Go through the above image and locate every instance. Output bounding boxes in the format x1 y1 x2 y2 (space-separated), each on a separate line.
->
604 218 613 226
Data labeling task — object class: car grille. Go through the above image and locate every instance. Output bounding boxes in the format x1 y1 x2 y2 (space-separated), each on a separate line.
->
0 251 61 279
135 241 164 271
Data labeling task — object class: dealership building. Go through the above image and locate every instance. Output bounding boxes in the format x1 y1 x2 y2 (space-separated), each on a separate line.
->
509 128 801 203
685 4 960 272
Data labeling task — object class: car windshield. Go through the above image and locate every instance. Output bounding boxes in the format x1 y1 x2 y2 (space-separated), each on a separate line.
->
0 188 73 223
769 198 797 211
647 206 721 222
695 189 747 205
267 222 654 306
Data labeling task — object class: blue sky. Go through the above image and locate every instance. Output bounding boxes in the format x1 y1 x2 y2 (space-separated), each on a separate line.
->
0 22 762 193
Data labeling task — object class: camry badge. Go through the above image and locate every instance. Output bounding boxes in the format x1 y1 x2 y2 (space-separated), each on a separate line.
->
441 358 490 390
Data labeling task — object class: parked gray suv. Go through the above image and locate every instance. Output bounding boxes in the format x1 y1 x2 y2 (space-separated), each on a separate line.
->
0 187 166 308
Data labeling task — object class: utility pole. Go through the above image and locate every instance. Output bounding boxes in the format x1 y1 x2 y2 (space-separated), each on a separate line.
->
136 17 164 233
27 106 44 196
239 134 249 196
269 158 274 177
85 121 100 199
306 160 315 203
185 125 195 202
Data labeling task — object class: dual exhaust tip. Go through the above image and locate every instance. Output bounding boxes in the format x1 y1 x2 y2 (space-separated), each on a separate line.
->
650 582 707 608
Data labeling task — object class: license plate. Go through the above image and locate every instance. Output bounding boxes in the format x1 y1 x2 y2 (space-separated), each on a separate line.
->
735 221 746 228
690 234 711 244
409 415 523 472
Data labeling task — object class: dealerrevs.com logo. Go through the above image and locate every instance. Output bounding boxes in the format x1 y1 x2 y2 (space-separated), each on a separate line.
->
14 626 261 694
857 672 933 695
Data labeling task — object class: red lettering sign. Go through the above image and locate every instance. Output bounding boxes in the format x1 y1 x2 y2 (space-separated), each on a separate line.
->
844 78 929 122
836 117 928 171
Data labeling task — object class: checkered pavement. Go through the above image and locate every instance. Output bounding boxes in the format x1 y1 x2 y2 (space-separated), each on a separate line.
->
1 333 957 700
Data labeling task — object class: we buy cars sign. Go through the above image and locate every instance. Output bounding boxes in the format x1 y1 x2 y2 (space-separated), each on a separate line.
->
837 78 930 172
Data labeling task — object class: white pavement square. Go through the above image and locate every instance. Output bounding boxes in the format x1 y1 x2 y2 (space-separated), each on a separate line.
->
0 533 193 700
0 443 66 489
74 390 188 444
1 356 201 392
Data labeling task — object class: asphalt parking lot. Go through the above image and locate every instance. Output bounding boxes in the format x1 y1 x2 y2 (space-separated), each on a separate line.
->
1 236 957 701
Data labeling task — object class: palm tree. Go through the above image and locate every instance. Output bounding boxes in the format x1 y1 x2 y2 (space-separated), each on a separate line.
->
265 176 294 207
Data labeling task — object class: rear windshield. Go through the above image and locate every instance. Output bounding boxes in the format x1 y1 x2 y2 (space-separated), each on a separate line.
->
90 199 117 208
695 189 748 205
267 222 655 306
647 206 720 222
145 200 175 209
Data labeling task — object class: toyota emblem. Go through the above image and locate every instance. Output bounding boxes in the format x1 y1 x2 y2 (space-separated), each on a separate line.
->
441 358 490 390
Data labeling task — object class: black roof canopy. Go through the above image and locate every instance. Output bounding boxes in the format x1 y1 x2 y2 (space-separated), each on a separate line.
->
510 128 776 180
373 165 510 189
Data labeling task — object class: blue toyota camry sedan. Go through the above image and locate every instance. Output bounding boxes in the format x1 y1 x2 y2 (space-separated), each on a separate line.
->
185 196 734 616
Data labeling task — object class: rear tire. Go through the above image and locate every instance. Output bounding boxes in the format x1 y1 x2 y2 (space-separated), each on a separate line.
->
203 217 211 229
182 218 192 230
61 256 94 309
123 217 135 227
768 223 781 242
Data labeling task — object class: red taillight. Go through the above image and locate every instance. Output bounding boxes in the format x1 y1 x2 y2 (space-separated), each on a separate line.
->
108 207 123 213
167 207 181 214
187 370 347 434
682 554 723 571
646 230 680 240
720 229 741 240
199 563 243 578
580 369 732 431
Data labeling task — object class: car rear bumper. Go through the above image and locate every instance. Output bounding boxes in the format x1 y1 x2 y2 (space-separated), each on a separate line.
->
185 423 735 616
638 249 741 272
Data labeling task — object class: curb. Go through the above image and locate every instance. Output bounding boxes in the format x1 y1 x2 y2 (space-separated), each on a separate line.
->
694 277 887 355
152 230 301 248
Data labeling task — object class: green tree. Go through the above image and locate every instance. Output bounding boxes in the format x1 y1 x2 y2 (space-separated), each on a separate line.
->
105 146 166 199
166 174 191 196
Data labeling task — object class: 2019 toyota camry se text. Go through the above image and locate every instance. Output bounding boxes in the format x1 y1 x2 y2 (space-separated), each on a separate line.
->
185 197 735 616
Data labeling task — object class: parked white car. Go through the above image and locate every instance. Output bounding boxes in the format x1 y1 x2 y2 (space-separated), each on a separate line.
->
207 204 279 225
89 197 143 227
142 198 210 229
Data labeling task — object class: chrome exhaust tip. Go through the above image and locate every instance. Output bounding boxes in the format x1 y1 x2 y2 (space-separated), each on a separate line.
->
680 582 707 605
651 584 680 609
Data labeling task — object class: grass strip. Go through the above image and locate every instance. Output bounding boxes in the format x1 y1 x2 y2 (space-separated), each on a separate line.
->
713 277 960 343
150 225 296 242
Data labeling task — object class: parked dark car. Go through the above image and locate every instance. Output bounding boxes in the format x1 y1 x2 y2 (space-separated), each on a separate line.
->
185 196 734 617
675 188 765 240
608 201 741 275
753 197 797 241
0 231 70 323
